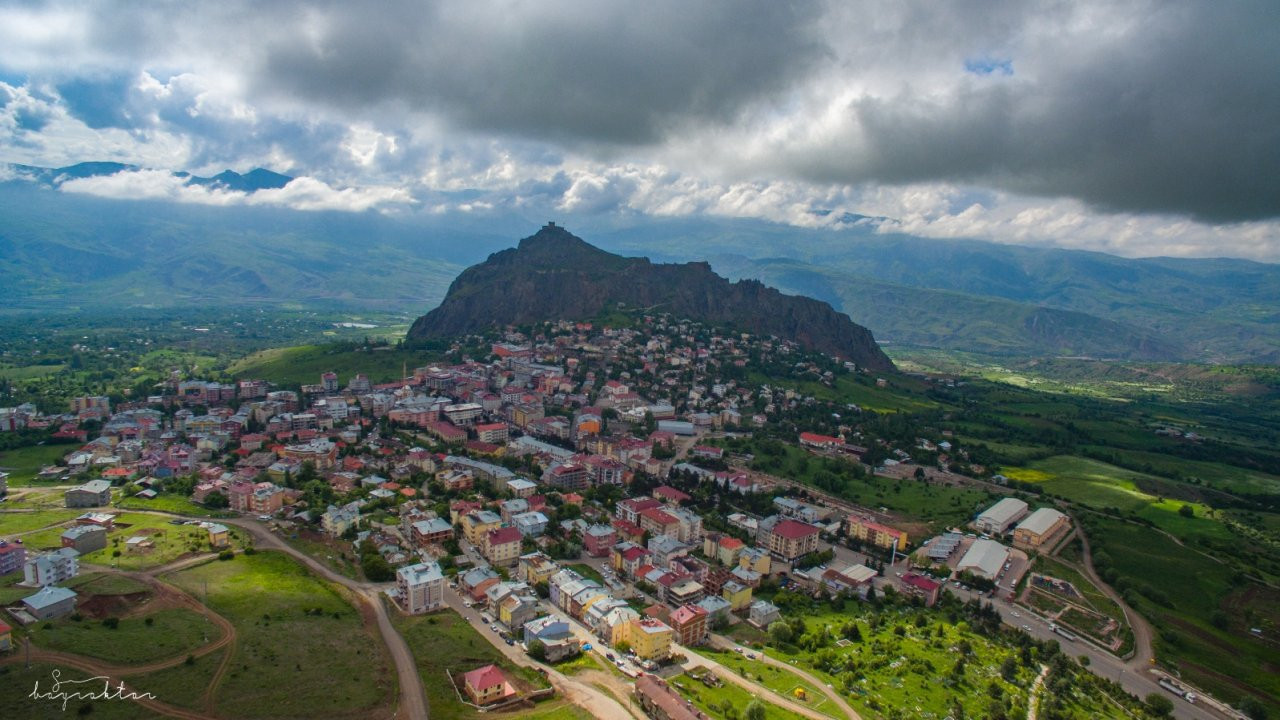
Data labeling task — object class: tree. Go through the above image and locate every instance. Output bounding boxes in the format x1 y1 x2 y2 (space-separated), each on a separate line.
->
768 621 793 645
1145 693 1174 717
204 491 229 509
1178 504 1195 518
744 699 766 720
528 638 546 661
1239 696 1270 720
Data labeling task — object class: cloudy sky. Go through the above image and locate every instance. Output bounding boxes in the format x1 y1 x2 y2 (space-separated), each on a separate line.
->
1 0 1277 260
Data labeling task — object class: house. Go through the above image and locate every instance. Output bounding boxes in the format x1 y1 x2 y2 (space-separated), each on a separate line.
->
24 548 79 586
203 523 231 548
60 525 107 554
496 587 541 630
973 498 1029 534
820 563 877 598
474 422 509 445
517 552 559 585
511 511 549 538
846 516 909 551
798 432 841 450
410 518 454 547
653 485 691 506
523 616 580 661
764 518 820 561
669 604 708 646
462 664 515 706
738 548 771 575
0 540 26 576
1012 508 1070 549
22 585 78 620
667 577 705 607
583 524 616 557
898 573 942 607
634 675 709 720
747 599 781 629
64 479 112 508
720 580 753 611
506 478 537 498
396 561 446 614
322 503 361 537
696 595 732 625
460 566 502 602
483 527 524 566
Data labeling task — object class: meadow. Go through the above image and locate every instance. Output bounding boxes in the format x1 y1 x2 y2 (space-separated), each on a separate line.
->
168 550 394 719
35 607 217 664
227 343 445 388
671 671 812 720
0 443 77 486
0 662 166 719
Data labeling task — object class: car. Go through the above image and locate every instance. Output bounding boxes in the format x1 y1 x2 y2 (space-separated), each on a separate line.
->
505 638 514 646
258 515 272 521
490 624 499 632
1021 624 1031 631
1011 611 1021 618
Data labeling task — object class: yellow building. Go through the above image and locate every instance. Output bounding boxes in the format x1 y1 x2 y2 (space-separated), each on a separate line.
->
1012 508 1070 550
721 581 753 612
203 523 230 549
739 548 771 575
518 553 559 585
846 516 908 551
626 618 673 660
461 511 503 546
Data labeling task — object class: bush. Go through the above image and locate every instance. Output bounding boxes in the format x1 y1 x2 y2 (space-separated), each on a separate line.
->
218 550 235 561
1145 693 1174 717
101 618 119 630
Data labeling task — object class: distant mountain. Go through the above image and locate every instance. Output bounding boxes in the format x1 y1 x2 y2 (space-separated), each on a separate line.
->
11 162 295 192
407 224 896 371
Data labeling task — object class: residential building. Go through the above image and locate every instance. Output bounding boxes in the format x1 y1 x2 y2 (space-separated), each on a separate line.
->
625 617 673 660
322 502 361 537
720 580 753 611
764 518 820 561
410 518 454 547
475 422 509 444
820 563 877 598
738 548 771 575
634 675 709 720
203 523 230 548
461 510 503 545
483 527 524 566
462 664 515 706
846 516 909 551
973 498 1030 534
460 566 501 602
22 585 78 620
517 552 559 586
668 604 708 646
64 479 112 508
747 600 781 628
60 525 107 554
511 511 549 538
583 524 616 557
898 573 942 607
523 616 579 662
1012 508 1070 549
0 540 26 575
396 560 446 614
24 548 79 586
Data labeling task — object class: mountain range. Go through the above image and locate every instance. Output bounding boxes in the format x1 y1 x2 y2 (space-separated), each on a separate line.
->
2 161 1278 363
406 224 895 371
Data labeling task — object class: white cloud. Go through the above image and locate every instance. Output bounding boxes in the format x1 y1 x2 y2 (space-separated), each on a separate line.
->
58 169 413 213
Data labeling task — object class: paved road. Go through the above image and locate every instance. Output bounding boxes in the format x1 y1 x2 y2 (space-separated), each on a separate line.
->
222 517 429 720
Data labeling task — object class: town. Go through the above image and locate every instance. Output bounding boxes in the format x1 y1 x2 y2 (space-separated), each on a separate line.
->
0 315 1262 720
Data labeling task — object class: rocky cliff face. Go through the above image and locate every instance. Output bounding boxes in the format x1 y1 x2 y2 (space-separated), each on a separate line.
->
407 224 895 371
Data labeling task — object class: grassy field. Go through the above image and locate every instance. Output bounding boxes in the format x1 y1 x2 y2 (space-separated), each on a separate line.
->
46 513 249 570
116 493 228 517
0 443 75 485
671 671 812 720
567 563 604 584
1083 514 1279 715
0 662 166 719
392 607 559 720
693 648 839 719
127 647 227 709
169 550 393 718
35 607 218 664
228 343 444 387
747 371 941 414
0 507 82 535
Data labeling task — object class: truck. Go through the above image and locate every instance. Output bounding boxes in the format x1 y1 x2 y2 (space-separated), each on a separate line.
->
1158 677 1188 698
1051 624 1078 642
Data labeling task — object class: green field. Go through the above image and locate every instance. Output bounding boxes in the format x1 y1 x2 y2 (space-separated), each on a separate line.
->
693 648 839 719
169 550 393 718
127 648 227 710
41 513 247 570
0 508 82 536
228 343 444 387
671 671 811 720
0 443 75 486
567 563 604 584
392 607 558 720
116 493 227 517
1083 514 1280 714
35 607 218 664
0 663 166 719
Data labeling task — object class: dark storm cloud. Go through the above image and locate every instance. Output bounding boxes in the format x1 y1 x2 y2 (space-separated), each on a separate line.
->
794 1 1280 222
251 0 825 145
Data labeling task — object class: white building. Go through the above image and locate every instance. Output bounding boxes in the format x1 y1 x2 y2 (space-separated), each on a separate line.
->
973 498 1029 534
24 548 80 586
396 560 446 614
956 538 1011 580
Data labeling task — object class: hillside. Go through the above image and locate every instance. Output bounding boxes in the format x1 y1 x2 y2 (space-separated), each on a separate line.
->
407 224 896 371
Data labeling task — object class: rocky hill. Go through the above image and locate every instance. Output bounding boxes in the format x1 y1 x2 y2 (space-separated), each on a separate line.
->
407 224 895 371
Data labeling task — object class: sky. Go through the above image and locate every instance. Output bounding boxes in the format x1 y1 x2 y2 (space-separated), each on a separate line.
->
1 0 1278 261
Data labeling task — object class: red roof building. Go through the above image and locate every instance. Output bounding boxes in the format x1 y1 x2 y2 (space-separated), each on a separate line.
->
462 664 514 706
669 604 709 646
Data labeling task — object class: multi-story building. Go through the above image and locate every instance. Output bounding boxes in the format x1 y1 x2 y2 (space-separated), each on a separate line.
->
846 516 909 551
483 527 524 566
764 519 820 561
396 560 446 614
461 511 503 545
668 604 709 646
583 524 617 557
1012 508 1070 549
0 540 27 575
64 480 112 508
24 548 79 586
60 526 107 554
